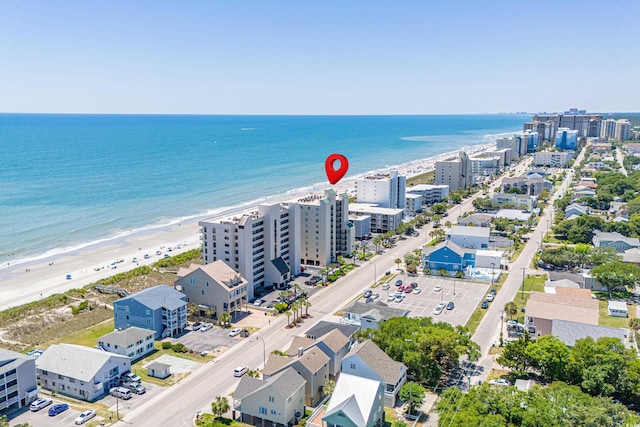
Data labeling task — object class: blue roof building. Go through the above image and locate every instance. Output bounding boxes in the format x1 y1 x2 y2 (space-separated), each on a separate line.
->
422 240 476 273
113 284 187 339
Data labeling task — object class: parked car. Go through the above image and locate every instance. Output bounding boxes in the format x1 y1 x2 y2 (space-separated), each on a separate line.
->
234 365 249 377
381 283 390 291
121 372 141 383
229 328 242 337
131 384 146 395
363 289 373 298
434 285 442 292
191 322 202 330
253 299 264 307
412 287 422 294
434 302 446 315
123 381 141 391
395 279 403 287
200 323 213 332
110 387 132 400
446 301 455 310
403 286 412 293
75 409 97 424
490 288 497 295
29 398 52 412
481 301 489 309
372 292 379 300
387 294 395 301
486 294 494 302
410 282 418 289
48 403 69 416
394 295 404 302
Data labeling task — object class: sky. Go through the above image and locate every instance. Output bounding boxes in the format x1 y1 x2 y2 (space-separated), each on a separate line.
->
1 1 639 115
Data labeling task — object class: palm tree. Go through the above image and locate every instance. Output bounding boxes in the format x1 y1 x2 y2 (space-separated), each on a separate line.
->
323 380 336 397
187 303 199 318
292 283 302 296
219 312 231 328
285 310 292 327
211 395 230 419
395 258 402 270
303 300 311 317
373 235 383 253
504 301 518 319
204 307 215 319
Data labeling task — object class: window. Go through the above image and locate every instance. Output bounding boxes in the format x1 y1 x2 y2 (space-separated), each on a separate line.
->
270 409 277 415
350 363 355 369
268 396 274 402
259 407 267 415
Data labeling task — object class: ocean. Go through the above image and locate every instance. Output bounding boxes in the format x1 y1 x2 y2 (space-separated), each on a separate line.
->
0 114 528 264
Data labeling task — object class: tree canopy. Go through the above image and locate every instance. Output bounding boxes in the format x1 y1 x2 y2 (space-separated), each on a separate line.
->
591 261 640 293
364 317 480 386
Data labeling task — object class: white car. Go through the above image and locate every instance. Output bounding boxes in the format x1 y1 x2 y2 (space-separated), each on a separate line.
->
200 323 213 332
234 365 249 377
486 294 495 302
381 283 390 291
75 409 97 424
433 302 446 315
29 398 52 412
372 292 380 300
434 285 442 292
413 287 422 294
488 379 511 386
229 328 242 337
122 372 141 383
387 294 395 301
253 299 263 307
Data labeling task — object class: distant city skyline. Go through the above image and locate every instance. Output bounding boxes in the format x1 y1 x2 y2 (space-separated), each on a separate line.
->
1 1 639 115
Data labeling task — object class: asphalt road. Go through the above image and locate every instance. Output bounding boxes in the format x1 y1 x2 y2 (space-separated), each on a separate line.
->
122 155 540 425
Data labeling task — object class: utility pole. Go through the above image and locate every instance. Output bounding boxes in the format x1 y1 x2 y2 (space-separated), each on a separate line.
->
521 267 526 300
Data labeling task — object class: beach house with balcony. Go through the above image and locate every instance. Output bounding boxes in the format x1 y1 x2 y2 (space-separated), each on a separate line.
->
113 284 187 339
321 374 385 427
35 344 130 402
0 349 38 412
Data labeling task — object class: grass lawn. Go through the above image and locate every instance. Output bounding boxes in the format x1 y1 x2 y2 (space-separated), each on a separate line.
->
465 274 509 334
43 318 114 349
510 244 525 262
511 274 547 324
383 407 404 427
196 414 252 427
599 300 633 328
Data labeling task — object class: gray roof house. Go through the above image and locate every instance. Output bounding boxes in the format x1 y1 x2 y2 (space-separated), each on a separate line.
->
263 347 330 407
304 321 359 340
456 213 495 227
592 230 640 253
113 284 187 339
146 361 171 379
98 326 155 361
35 344 131 402
286 329 352 378
322 373 385 427
0 348 38 411
341 340 407 408
234 367 306 427
551 319 628 346
341 301 409 330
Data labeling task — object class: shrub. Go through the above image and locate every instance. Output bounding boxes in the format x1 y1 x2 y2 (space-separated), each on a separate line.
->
274 303 288 313
78 300 88 311
171 343 188 353
161 342 172 350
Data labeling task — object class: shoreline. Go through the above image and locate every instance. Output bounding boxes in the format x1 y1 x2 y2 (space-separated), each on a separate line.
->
0 140 496 311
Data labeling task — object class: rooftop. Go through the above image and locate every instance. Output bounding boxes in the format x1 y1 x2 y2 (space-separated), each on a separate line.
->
346 340 405 385
324 373 381 427
446 225 490 237
551 319 627 346
115 284 185 311
36 344 129 382
304 321 359 340
526 292 598 325
98 327 154 348
342 301 408 322
235 367 305 401
349 203 404 216
178 261 247 289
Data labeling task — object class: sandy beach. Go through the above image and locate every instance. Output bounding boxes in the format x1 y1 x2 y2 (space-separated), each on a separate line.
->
0 142 495 311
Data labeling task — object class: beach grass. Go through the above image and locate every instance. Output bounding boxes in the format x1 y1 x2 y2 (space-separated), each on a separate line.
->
406 170 434 187
43 318 114 348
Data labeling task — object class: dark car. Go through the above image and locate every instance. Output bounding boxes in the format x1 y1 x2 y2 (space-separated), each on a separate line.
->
446 301 455 310
490 288 497 295
481 301 489 309
395 280 403 287
410 282 418 289
363 289 373 298
628 403 640 413
48 403 69 416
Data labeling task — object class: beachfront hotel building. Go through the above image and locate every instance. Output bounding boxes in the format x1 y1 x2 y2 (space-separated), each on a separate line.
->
468 153 502 182
600 118 617 140
555 128 579 151
434 152 469 191
355 170 406 209
497 134 527 158
200 202 301 297
525 109 602 141
0 348 38 411
616 119 631 141
406 184 449 205
349 203 404 234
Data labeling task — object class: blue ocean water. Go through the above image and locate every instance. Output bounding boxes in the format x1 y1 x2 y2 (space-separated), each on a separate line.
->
0 114 528 264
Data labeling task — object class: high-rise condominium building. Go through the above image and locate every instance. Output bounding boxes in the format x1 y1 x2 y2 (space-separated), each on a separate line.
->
355 170 406 209
600 118 617 140
434 152 469 191
297 189 354 267
555 128 579 151
525 110 602 141
615 119 631 141
199 202 301 298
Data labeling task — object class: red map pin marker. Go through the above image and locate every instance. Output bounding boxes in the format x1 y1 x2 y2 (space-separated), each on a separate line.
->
325 153 349 185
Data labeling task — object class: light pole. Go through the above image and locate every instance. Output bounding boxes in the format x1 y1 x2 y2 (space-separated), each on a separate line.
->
255 336 266 367
371 260 377 287
521 267 526 300
490 262 495 289
453 279 456 296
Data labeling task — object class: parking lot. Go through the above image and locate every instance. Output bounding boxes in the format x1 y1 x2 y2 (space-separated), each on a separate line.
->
166 324 241 353
370 275 491 327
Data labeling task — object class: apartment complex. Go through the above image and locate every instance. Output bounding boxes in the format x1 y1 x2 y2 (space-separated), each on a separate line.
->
616 119 631 141
0 349 38 411
555 128 579 151
355 170 406 209
600 118 618 140
200 202 301 297
525 109 602 141
496 134 527 158
533 151 572 167
349 203 404 234
406 184 449 204
296 189 354 267
434 152 469 191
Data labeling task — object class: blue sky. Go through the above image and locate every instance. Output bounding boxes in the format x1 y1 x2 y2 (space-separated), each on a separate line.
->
1 1 638 114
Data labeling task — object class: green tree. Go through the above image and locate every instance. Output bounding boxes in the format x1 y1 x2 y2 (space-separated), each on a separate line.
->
285 310 292 327
497 336 533 375
395 258 402 270
323 380 336 396
436 268 448 277
629 317 640 341
218 312 231 328
592 261 640 295
211 395 230 419
503 301 517 319
525 335 570 381
400 381 425 415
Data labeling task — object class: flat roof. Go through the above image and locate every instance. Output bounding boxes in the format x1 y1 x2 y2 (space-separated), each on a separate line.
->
447 225 490 237
349 203 404 215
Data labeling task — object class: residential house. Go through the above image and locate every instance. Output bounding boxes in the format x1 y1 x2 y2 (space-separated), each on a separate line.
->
97 326 155 361
322 374 385 427
113 284 187 339
491 193 537 211
340 301 409 330
445 225 490 249
263 347 330 407
0 349 38 411
592 230 640 253
286 329 352 379
622 248 640 265
544 279 581 294
234 367 306 427
175 261 248 318
341 340 407 408
422 240 476 273
35 344 131 402
304 321 359 341
564 204 589 218
495 209 532 222
551 320 628 346
457 213 494 227
525 291 599 338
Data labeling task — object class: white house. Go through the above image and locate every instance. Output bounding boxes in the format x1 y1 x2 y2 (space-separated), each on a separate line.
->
97 327 155 361
322 374 385 427
36 344 131 402
445 225 490 249
608 301 628 318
